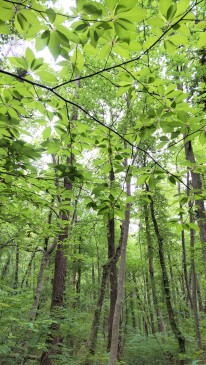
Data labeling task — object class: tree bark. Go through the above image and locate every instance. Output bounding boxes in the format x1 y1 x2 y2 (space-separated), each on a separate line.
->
108 179 131 365
40 173 72 365
184 139 206 262
188 174 202 350
20 247 37 290
30 239 58 321
86 229 123 360
13 243 19 290
107 164 118 351
144 203 166 334
148 186 185 363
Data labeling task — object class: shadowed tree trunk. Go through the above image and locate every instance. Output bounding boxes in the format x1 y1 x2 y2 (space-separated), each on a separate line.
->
40 172 72 365
148 185 185 364
144 203 166 334
184 139 206 263
107 142 118 350
30 239 58 321
85 228 123 362
178 183 193 309
20 246 38 290
108 177 131 365
13 243 19 290
188 172 202 351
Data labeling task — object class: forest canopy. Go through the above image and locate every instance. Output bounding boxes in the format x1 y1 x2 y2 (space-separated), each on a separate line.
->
0 0 206 364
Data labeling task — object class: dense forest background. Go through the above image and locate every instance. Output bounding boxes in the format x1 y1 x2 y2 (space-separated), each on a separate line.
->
0 0 206 364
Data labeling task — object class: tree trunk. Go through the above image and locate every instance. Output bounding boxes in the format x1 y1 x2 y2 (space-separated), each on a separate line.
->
86 229 123 360
87 264 109 358
108 179 131 365
148 186 185 364
178 183 193 309
30 239 58 321
184 139 206 262
144 203 166 334
188 175 202 350
40 173 72 365
145 273 155 335
107 164 118 351
20 247 37 290
13 243 19 290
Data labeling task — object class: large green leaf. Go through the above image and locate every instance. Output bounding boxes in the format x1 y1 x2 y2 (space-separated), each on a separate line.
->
159 0 172 18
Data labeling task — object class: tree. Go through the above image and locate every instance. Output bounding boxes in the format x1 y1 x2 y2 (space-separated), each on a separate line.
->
0 0 206 364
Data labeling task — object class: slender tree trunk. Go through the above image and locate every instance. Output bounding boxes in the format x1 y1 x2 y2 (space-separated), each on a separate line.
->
188 175 202 350
107 131 118 347
190 226 202 350
108 179 131 365
20 247 37 290
178 183 193 309
107 163 118 351
30 239 58 321
129 292 136 329
148 186 185 364
86 265 109 357
107 215 118 350
76 242 81 306
145 273 155 335
184 140 206 262
40 173 72 365
13 244 19 290
132 273 144 332
85 229 123 361
91 261 96 301
144 204 166 334
1 255 11 280
196 276 204 312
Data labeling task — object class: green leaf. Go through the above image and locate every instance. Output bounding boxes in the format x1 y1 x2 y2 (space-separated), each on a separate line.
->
199 131 206 145
74 21 88 32
48 32 61 59
86 202 98 210
56 30 70 47
159 0 172 18
115 0 138 14
46 141 60 154
46 8 56 23
0 3 14 21
166 4 177 20
30 58 44 71
15 12 28 31
136 174 148 186
169 34 188 45
105 0 116 11
9 57 28 69
25 48 35 68
168 175 176 185
57 25 79 43
197 32 206 49
71 49 85 72
82 2 102 16
20 9 39 25
164 40 176 54
36 31 50 51
176 0 190 16
0 20 9 34
188 223 199 231
115 8 146 22
114 208 125 219
43 127 52 139
36 71 58 83
147 17 165 27
177 111 188 123
114 19 136 43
